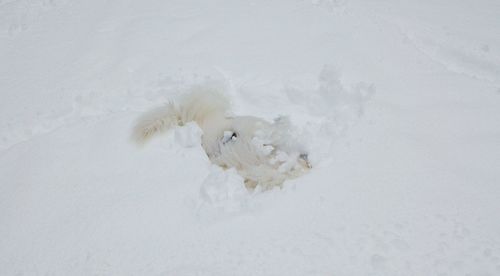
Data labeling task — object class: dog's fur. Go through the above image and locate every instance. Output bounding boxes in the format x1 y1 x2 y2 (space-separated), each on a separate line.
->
133 86 310 189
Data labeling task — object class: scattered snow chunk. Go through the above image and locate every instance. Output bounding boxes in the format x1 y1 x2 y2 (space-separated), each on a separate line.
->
174 122 203 148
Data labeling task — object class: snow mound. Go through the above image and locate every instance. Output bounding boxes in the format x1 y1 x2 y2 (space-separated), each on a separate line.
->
283 66 375 163
197 166 250 219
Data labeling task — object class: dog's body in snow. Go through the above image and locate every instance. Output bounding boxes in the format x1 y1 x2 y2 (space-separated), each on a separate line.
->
133 87 310 189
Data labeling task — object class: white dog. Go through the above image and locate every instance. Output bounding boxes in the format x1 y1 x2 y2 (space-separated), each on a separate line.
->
132 86 310 189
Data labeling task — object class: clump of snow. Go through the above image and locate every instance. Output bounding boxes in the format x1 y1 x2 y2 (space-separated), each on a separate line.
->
251 116 308 169
174 122 203 148
198 166 250 218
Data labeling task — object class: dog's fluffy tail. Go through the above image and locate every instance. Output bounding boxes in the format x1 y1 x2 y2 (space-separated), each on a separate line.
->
132 86 230 144
132 101 180 144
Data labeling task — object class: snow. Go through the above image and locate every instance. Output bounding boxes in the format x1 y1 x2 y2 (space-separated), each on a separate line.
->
1 0 500 275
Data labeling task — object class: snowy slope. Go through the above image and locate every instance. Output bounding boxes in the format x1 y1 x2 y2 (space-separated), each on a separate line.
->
1 0 500 275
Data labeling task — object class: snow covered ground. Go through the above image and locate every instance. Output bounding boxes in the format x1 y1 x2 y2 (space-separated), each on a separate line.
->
1 0 500 275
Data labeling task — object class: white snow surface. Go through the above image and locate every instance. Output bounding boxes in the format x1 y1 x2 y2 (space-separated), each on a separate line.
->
1 0 500 275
